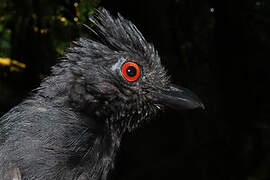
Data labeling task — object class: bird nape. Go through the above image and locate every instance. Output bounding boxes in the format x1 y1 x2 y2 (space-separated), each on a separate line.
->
0 8 203 180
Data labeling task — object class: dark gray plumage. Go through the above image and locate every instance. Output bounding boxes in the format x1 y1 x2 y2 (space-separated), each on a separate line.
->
0 9 203 180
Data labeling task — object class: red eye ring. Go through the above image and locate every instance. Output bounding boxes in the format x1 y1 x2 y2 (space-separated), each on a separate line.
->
121 62 140 82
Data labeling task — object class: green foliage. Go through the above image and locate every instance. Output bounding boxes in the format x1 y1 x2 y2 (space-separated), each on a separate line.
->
0 1 14 58
0 25 11 57
0 0 100 62
77 0 100 23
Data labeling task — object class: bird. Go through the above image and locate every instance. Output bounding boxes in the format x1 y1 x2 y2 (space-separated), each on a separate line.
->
0 8 203 180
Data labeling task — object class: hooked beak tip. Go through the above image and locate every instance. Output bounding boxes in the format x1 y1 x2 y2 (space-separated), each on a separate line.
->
198 102 205 110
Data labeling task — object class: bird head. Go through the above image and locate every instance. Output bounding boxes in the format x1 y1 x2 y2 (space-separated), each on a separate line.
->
62 9 203 133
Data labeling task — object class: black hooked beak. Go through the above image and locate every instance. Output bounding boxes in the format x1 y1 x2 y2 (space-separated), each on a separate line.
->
151 84 204 110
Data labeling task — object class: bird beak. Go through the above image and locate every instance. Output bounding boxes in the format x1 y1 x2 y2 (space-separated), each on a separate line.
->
151 84 204 110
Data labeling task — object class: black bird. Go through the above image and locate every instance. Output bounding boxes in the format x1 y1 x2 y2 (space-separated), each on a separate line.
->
0 9 203 180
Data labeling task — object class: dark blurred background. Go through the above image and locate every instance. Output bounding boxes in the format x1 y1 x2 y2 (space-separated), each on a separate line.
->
0 0 269 179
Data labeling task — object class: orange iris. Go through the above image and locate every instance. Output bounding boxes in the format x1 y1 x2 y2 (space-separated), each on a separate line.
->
121 62 140 82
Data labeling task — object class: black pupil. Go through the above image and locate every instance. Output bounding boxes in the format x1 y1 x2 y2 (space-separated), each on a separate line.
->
126 66 137 77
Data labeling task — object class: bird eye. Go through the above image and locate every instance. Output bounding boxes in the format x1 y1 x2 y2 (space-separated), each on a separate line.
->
121 62 140 82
